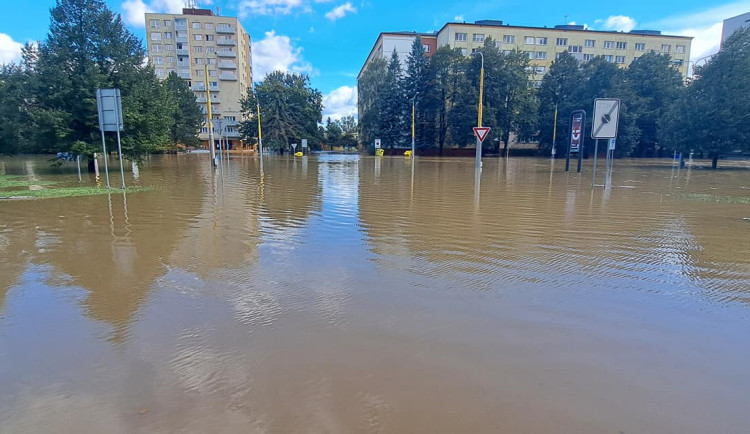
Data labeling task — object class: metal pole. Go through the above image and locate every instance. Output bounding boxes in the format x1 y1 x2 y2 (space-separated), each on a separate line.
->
474 52 484 169
592 139 599 188
411 96 416 158
552 103 558 158
257 102 263 157
577 142 583 173
76 155 82 182
99 130 111 188
114 89 126 189
204 64 216 167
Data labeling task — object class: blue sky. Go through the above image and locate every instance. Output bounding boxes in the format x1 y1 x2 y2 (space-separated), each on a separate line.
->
1 0 749 119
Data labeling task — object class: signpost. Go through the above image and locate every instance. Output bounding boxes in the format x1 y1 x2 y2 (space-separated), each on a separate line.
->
301 139 308 155
473 127 490 168
591 99 620 188
96 88 125 189
565 110 586 173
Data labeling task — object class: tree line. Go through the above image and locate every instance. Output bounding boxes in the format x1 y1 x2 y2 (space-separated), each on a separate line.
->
0 0 203 159
359 30 750 166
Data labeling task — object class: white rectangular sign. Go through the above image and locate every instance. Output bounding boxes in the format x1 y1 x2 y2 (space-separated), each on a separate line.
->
96 89 123 132
592 98 620 139
374 139 381 149
301 139 308 148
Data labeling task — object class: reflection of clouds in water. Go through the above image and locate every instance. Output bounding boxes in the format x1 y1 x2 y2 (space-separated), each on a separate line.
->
230 286 283 327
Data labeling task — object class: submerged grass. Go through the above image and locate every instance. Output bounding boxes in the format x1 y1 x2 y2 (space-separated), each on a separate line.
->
0 175 153 199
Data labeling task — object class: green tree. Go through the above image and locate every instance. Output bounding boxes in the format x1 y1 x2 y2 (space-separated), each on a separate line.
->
663 28 750 168
324 117 343 148
423 46 469 154
537 51 582 154
380 49 407 148
626 51 684 157
164 71 202 147
402 37 430 148
357 57 387 147
240 71 323 151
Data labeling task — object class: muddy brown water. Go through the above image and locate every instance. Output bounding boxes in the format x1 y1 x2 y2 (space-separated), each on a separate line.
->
1 154 749 433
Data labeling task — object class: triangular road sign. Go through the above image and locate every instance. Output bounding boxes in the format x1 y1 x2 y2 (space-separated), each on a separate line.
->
473 127 491 142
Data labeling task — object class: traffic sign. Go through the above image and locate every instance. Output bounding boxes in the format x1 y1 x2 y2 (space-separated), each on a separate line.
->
473 127 491 142
569 111 584 153
374 139 381 149
301 139 308 148
592 98 620 139
608 138 616 150
291 143 297 150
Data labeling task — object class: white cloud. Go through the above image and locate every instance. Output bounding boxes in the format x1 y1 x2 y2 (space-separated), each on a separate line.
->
121 0 204 27
324 2 356 21
645 1 750 62
599 15 637 32
322 86 357 120
454 15 464 22
0 33 23 65
252 31 314 80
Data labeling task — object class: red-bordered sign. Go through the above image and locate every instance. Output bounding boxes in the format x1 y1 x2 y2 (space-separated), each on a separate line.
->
473 127 491 142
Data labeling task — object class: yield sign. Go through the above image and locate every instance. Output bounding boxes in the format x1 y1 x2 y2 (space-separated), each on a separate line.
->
473 127 491 142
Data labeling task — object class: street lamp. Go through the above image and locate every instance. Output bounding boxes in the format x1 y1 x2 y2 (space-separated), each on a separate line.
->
411 93 417 158
472 51 484 169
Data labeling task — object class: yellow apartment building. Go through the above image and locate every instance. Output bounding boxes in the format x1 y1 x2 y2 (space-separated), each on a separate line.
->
144 8 252 149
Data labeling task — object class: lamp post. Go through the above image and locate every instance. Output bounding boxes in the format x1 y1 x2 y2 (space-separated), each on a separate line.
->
256 102 263 157
472 51 484 169
551 102 558 158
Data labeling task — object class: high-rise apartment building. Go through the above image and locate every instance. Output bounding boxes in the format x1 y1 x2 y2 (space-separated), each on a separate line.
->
360 20 692 85
145 8 252 149
721 12 750 46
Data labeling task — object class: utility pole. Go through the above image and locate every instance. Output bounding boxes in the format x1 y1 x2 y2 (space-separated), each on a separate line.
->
411 94 416 158
256 102 263 156
204 64 216 167
473 51 484 169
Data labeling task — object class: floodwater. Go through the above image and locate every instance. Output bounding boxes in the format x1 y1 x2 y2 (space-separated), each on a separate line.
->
1 154 749 433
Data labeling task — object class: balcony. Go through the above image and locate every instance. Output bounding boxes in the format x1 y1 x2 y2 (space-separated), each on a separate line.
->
217 39 236 46
197 96 220 104
178 70 191 79
224 130 241 138
218 61 237 69
216 26 235 34
176 48 189 56
219 73 237 81
175 24 187 30
217 50 236 58
193 83 206 91
176 36 188 43
200 107 221 115
209 84 220 91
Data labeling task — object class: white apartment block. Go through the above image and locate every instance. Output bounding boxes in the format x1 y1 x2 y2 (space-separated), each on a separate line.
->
721 12 750 46
145 8 252 149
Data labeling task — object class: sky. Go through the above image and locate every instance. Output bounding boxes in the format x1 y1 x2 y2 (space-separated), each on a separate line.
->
1 0 749 120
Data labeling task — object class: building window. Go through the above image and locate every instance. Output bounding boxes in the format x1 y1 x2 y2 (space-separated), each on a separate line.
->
556 38 567 46
201 127 208 133
635 42 645 51
524 51 533 59
535 51 547 59
208 58 216 64
615 56 626 64
165 44 174 51
537 37 547 45
616 41 627 50
503 35 515 44
603 41 614 49
460 48 467 55
193 46 203 52
205 23 214 30
208 70 217 77
206 46 215 53
584 39 595 48
473 34 485 42
605 55 614 62
150 32 162 41
455 33 467 42
568 45 582 53
164 20 172 27
676 45 686 54
525 36 535 44
583 54 593 61
534 66 546 74
206 34 214 41
470 48 478 54
195 69 203 76
661 44 671 52
423 44 430 52
150 19 160 28
155 68 164 77
194 34 203 41
164 32 172 39
192 22 201 29
152 56 163 64
672 59 684 66
152 44 163 52
503 50 512 55
166 56 174 63
195 58 205 64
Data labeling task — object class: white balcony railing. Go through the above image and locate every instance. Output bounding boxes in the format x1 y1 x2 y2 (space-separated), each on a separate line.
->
176 48 189 56
216 26 235 34
218 61 237 69
219 73 237 80
217 39 236 46
217 50 236 58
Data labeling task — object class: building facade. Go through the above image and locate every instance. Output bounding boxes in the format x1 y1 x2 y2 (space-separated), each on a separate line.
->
721 12 750 46
360 20 692 87
144 8 252 149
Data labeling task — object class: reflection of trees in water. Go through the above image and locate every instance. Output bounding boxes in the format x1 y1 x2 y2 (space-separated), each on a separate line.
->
357 158 749 301
259 157 322 228
0 156 205 341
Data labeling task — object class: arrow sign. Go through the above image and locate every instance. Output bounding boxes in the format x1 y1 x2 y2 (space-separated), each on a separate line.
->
473 127 491 142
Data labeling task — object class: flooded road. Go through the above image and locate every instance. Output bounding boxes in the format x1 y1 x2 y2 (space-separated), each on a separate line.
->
1 154 749 433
